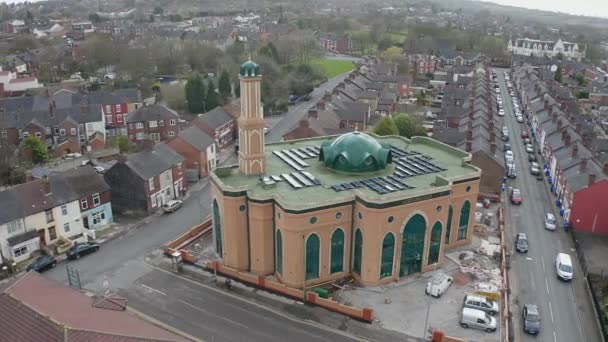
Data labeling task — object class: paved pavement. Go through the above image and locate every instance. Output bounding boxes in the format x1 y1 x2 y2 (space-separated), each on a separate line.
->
495 69 602 342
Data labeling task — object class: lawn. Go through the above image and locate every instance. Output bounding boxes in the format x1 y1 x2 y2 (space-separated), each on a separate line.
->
311 58 355 78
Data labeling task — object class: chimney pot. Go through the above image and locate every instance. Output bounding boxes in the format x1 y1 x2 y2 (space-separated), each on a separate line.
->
588 173 596 187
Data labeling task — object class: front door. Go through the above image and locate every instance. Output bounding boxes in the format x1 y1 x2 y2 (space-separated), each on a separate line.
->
83 216 89 229
400 214 427 277
38 229 46 246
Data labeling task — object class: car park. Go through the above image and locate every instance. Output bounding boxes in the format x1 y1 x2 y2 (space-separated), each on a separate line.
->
162 200 183 213
545 213 557 230
67 242 100 260
525 144 535 154
515 233 529 253
556 253 573 281
463 294 500 315
26 255 57 272
460 308 497 333
511 188 522 205
523 304 541 334
425 273 453 297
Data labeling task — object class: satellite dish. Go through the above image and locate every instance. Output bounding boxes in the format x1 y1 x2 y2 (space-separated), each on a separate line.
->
550 65 558 72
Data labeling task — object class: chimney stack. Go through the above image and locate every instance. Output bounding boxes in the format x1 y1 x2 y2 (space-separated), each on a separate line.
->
467 130 473 141
557 119 562 130
490 142 496 154
580 158 588 171
317 101 325 110
308 109 318 118
575 123 582 134
42 175 51 194
548 106 553 116
544 99 550 111
604 162 608 175
565 134 571 146
588 173 596 187
0 83 4 98
490 131 495 142
572 144 578 158
466 141 472 152
552 113 558 123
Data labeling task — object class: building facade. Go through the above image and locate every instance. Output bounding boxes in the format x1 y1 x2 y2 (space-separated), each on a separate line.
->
126 104 180 144
210 60 481 290
508 38 585 61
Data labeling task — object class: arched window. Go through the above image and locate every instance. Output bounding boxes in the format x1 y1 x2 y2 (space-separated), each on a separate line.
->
428 222 442 265
380 233 395 279
305 234 320 280
458 201 471 240
276 230 283 274
330 228 345 274
400 214 426 277
353 229 363 275
213 199 222 256
445 205 453 245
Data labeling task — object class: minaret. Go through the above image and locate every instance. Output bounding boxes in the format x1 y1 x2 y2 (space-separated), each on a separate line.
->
238 60 265 175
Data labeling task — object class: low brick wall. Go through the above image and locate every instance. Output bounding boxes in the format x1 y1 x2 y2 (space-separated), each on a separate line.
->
164 218 212 257
204 261 373 322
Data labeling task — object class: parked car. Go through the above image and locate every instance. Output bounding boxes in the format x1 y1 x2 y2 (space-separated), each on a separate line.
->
511 188 522 205
515 233 529 253
525 144 535 154
521 131 529 139
556 253 574 281
523 304 541 334
498 109 505 116
516 115 524 123
463 294 500 315
461 308 497 333
530 162 541 176
503 143 511 152
528 153 538 163
26 255 57 272
545 213 557 231
507 165 517 179
162 200 183 213
67 242 100 260
523 138 531 145
425 273 453 297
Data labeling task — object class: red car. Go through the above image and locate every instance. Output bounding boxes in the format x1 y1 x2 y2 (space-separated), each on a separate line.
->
511 188 523 205
521 131 529 139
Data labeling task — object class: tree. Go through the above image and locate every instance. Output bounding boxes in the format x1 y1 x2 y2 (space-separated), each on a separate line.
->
160 83 187 111
88 13 101 23
393 113 427 138
575 73 586 86
116 136 132 154
23 136 49 163
259 42 279 64
381 46 404 63
185 73 205 113
554 66 563 83
373 117 399 136
205 80 220 110
416 93 427 106
218 69 231 100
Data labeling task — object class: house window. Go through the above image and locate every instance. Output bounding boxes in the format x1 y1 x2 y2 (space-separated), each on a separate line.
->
64 222 70 233
45 209 54 223
170 119 176 126
129 123 134 129
168 131 175 137
151 133 160 142
150 193 157 208
92 193 100 206
1 129 7 138
22 132 29 138
115 104 121 112
136 133 144 140
49 226 57 240
149 178 155 191
7 220 23 234
61 205 68 215
149 120 158 128
117 114 123 123
105 105 112 112
70 128 77 135
135 122 144 129
81 198 88 210
13 246 28 258
18 130 23 138
86 123 93 130
60 129 66 136
45 127 51 134
35 132 42 138
159 120 165 126
92 211 105 224
106 115 113 123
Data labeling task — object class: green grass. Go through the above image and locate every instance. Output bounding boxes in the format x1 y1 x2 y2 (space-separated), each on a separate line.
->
311 58 355 78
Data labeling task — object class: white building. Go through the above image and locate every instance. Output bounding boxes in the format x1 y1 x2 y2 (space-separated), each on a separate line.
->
0 70 43 93
508 38 585 61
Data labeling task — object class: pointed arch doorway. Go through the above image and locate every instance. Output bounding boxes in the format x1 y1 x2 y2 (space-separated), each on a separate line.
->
399 214 427 277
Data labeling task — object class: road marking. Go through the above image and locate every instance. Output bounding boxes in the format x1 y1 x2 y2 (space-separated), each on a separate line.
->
549 301 555 323
141 284 167 296
178 299 249 329
542 259 546 273
525 257 533 261
554 330 557 342
546 278 550 295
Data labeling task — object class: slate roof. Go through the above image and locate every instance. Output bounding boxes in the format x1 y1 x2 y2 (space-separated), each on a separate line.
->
432 126 466 146
0 188 25 225
333 102 369 122
125 150 173 180
562 160 606 193
126 104 178 123
87 89 141 106
54 166 110 198
153 143 185 166
176 126 215 151
1 272 186 342
195 106 233 129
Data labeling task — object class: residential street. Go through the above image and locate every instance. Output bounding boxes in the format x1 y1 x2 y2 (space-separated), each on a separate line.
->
495 69 602 342
43 72 360 341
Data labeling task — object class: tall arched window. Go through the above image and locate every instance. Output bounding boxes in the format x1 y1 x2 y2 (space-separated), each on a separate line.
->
330 228 345 274
353 229 363 275
213 199 222 256
445 205 453 245
276 230 283 274
305 234 320 280
428 222 442 265
380 233 395 279
400 214 426 277
458 201 471 241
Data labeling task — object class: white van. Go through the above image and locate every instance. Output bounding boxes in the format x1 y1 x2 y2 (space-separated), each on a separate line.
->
425 273 453 297
460 307 497 332
556 253 573 281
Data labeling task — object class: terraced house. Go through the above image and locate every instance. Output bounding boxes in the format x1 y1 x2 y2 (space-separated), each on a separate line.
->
210 60 481 290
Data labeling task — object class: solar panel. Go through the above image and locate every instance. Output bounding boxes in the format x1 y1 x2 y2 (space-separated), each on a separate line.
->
282 150 309 167
332 184 345 191
291 172 313 186
295 148 314 158
305 146 319 155
301 171 321 185
291 149 309 159
271 175 282 182
381 176 404 190
273 151 303 171
281 173 303 188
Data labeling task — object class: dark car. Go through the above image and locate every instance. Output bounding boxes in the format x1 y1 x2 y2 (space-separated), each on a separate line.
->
515 233 529 253
523 304 541 334
26 255 57 272
67 242 100 260
511 188 522 205
528 153 538 163
503 143 511 152
521 131 529 139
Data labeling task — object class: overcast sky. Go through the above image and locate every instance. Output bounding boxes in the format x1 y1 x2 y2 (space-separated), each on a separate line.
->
482 0 608 18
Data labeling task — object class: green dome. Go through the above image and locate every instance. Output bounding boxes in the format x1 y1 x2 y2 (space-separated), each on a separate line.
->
240 59 261 77
319 132 392 173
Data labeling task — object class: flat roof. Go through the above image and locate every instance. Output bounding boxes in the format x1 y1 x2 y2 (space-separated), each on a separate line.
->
212 134 480 210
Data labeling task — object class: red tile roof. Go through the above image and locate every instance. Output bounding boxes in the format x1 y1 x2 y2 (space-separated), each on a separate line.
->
0 293 64 342
3 273 187 342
